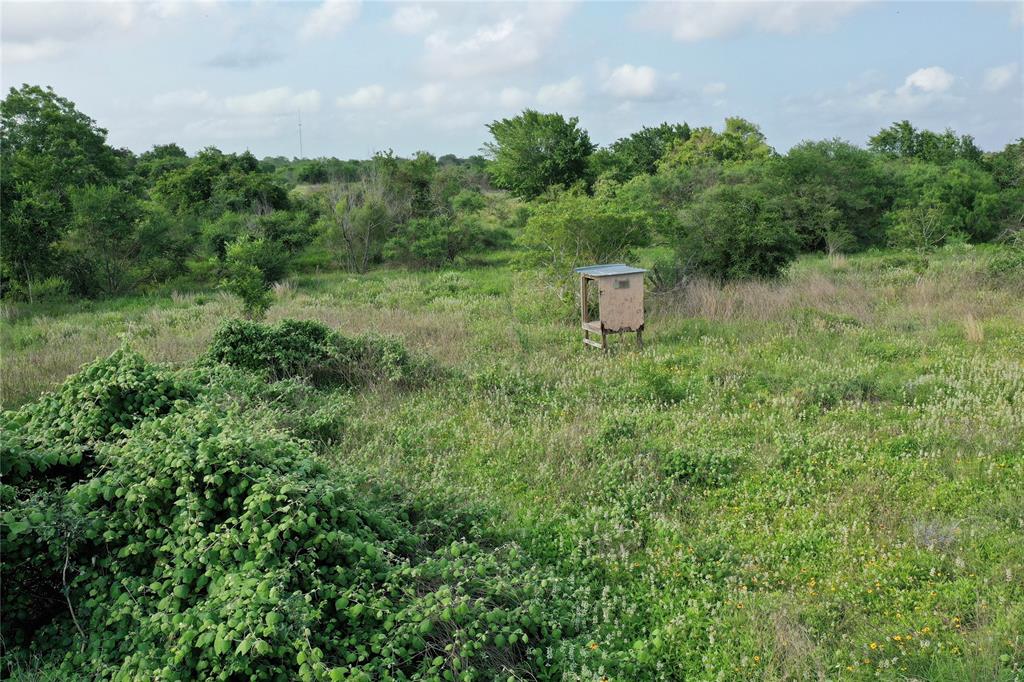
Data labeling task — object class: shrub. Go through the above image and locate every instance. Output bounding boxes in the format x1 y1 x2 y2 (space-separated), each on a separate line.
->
518 188 650 274
205 318 338 380
221 236 288 318
31 276 71 302
6 346 191 460
383 215 489 268
984 246 1024 288
204 318 427 388
673 182 799 281
1 347 577 680
452 188 486 214
646 254 689 292
1 349 192 645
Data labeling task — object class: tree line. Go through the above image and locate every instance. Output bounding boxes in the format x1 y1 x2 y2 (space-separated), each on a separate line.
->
2 84 1021 307
489 112 1022 282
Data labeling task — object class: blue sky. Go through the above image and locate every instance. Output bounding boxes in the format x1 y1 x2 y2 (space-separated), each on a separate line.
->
2 1 1021 158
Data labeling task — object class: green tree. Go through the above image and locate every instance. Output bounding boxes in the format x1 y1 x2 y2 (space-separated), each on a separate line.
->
659 117 774 171
519 187 650 273
296 160 329 184
383 215 489 268
135 143 190 184
768 139 894 251
672 182 799 281
595 122 692 181
0 85 124 298
154 147 288 217
985 138 1024 190
869 121 983 164
64 185 143 295
452 189 486 214
484 110 596 199
886 159 1003 244
220 236 288 319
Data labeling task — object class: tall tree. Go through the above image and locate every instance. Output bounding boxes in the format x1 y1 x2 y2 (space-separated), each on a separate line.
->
768 139 894 251
65 185 143 295
659 117 774 170
0 85 124 298
593 122 692 181
483 110 595 199
869 121 983 164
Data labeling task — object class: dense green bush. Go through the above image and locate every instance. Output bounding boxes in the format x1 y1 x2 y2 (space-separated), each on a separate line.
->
673 182 800 280
220 236 290 318
1 336 580 680
383 215 497 268
484 110 595 200
984 245 1024 287
205 318 427 388
451 189 486 214
518 187 651 273
1 348 193 646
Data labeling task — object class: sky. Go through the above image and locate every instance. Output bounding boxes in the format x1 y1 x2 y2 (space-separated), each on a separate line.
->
2 0 1022 159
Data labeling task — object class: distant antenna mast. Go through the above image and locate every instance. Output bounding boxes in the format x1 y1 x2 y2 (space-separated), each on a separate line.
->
298 110 304 159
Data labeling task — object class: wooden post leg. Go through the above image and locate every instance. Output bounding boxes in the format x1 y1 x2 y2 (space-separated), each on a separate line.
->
601 331 607 352
637 329 643 349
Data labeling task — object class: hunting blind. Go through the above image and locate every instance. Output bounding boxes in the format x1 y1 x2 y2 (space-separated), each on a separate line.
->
574 263 646 351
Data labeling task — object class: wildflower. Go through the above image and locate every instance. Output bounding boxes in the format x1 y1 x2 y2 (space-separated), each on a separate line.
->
870 642 878 650
588 641 599 651
754 656 761 664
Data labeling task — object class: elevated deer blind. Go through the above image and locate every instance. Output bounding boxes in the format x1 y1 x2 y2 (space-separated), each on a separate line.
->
573 263 646 351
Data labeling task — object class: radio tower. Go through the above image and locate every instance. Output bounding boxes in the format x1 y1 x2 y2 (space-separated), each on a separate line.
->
298 110 304 159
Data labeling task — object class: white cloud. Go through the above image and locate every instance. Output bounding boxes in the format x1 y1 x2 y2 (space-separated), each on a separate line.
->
152 89 215 110
603 64 658 99
703 82 728 96
225 87 321 115
2 38 67 64
421 3 576 78
983 63 1019 93
536 76 585 109
1 1 225 63
638 1 863 42
498 87 531 110
151 87 320 116
391 5 438 34
336 85 387 109
846 67 960 115
1 1 159 63
299 0 361 40
898 66 954 95
415 83 445 107
336 83 446 112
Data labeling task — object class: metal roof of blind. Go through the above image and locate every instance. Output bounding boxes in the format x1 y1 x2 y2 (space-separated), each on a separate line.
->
573 263 647 277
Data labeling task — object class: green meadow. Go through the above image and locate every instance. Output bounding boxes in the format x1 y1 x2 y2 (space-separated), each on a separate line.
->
3 244 1021 680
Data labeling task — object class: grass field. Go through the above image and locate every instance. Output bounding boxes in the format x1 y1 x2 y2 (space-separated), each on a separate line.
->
3 245 1022 680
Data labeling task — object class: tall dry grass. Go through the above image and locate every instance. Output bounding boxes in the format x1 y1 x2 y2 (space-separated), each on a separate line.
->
649 261 1024 333
1 287 477 408
650 272 876 326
